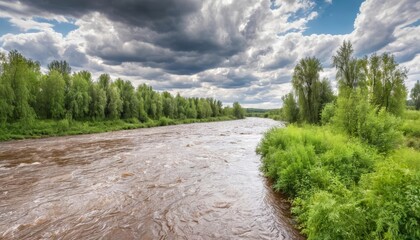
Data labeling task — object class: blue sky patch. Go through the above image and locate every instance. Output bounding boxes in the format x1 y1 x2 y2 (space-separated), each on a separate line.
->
304 0 364 35
33 17 78 36
0 18 20 36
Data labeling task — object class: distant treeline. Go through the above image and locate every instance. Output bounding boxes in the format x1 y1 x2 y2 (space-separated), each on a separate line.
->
0 50 245 126
245 108 281 119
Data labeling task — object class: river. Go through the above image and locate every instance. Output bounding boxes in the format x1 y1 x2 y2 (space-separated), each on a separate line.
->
0 118 303 239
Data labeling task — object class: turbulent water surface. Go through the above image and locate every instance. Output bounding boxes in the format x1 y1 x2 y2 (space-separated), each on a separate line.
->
0 118 303 239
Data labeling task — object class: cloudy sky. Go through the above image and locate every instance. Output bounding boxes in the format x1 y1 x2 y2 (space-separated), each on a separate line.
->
0 0 419 108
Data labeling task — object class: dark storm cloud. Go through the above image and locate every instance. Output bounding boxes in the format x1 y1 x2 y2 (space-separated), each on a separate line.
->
200 70 259 89
263 54 296 70
15 0 250 74
18 0 200 31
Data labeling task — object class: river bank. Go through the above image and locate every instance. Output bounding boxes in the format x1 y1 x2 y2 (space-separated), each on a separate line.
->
0 116 236 141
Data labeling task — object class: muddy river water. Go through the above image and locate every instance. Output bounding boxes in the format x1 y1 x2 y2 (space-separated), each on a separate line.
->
0 118 303 239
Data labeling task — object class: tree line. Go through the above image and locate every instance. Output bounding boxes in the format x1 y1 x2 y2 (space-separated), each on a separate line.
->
259 41 419 239
282 41 410 124
0 50 245 126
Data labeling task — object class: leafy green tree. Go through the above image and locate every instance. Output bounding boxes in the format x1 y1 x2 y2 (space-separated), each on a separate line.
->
68 74 91 119
152 92 163 119
38 70 66 119
292 57 323 123
362 53 408 116
186 98 197 118
319 78 335 109
175 93 187 119
0 53 14 124
48 60 72 113
197 98 212 118
333 41 362 90
162 91 175 118
1 50 38 121
137 95 148 122
232 102 245 119
107 86 123 120
114 79 139 119
47 60 71 76
411 80 420 110
281 92 299 123
379 53 407 116
89 83 106 119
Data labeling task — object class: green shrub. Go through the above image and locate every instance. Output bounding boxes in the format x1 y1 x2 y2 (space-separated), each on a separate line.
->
258 125 419 240
360 148 420 239
320 102 335 125
125 117 140 124
302 190 368 240
56 119 70 132
334 89 403 153
357 109 403 154
158 117 174 126
258 126 378 196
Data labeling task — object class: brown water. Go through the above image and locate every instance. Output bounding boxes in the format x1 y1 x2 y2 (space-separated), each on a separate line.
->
0 118 303 239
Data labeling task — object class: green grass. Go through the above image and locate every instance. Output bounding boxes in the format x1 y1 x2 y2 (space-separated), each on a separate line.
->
401 110 420 150
0 116 235 141
257 125 420 239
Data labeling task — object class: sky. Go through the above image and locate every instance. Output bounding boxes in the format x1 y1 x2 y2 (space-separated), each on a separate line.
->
0 0 419 108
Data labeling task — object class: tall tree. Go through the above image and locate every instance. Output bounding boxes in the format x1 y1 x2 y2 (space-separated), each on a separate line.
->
233 102 245 119
292 57 323 123
68 74 91 119
281 93 299 123
411 80 420 110
47 60 71 76
89 83 106 119
362 53 407 116
38 70 66 119
333 41 362 90
379 53 407 116
114 79 138 119
48 60 72 113
1 50 37 121
107 86 123 120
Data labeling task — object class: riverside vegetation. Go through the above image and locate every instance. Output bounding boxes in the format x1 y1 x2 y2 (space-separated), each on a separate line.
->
0 50 245 141
258 41 420 239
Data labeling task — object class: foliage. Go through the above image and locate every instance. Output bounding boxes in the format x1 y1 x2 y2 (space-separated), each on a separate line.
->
258 126 419 240
233 101 245 119
359 148 420 239
292 57 323 123
362 53 408 117
411 80 420 110
281 93 299 123
333 88 402 154
262 40 417 239
400 110 420 150
320 102 335 125
0 50 245 140
332 40 362 90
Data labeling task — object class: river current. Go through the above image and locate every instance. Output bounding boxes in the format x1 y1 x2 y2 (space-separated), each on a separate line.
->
0 118 303 239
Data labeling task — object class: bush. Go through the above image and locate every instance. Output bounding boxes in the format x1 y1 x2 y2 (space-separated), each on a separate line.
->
320 102 335 125
258 125 420 240
360 148 420 239
158 117 174 126
357 109 403 154
334 89 403 154
258 126 378 197
56 119 70 132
